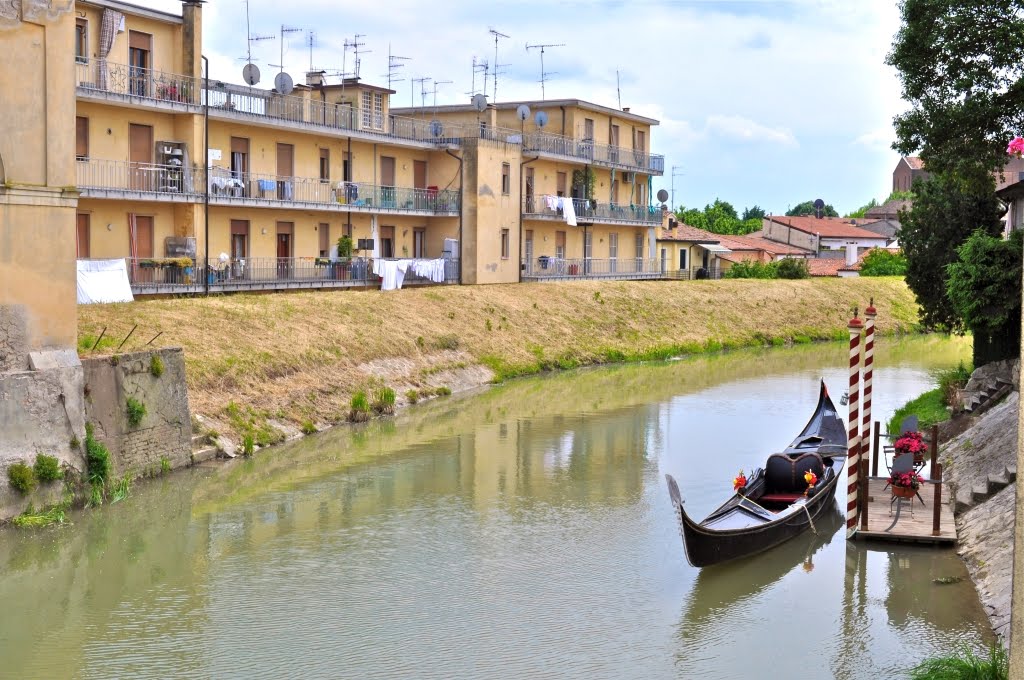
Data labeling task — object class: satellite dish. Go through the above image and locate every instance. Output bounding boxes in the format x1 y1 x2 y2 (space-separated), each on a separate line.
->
430 120 444 137
274 71 294 96
472 93 488 112
516 104 531 121
535 111 549 128
657 189 669 203
813 198 825 209
242 63 260 86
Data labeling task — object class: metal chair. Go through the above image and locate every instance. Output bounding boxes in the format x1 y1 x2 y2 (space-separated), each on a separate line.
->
887 452 925 509
899 415 919 435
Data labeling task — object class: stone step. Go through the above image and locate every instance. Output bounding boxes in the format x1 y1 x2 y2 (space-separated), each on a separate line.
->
191 433 209 446
191 446 218 465
1007 465 1017 483
988 473 1011 494
955 493 973 514
972 483 992 504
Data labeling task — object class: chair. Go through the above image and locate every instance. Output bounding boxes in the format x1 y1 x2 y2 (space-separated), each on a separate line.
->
899 415 919 435
760 452 825 504
887 452 925 509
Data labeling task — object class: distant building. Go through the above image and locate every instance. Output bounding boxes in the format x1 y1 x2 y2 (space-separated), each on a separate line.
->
760 215 890 257
893 156 929 192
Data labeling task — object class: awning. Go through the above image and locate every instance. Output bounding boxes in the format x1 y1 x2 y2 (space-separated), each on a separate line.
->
700 244 732 254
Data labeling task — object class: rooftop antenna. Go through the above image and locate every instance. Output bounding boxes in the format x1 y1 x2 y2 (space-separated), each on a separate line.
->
411 76 430 107
525 42 565 100
384 44 410 90
306 31 317 72
616 69 622 109
430 79 452 109
238 0 275 86
420 77 433 107
468 56 488 97
344 34 370 79
488 28 510 102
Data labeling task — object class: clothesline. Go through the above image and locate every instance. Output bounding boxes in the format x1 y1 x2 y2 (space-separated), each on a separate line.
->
541 194 577 226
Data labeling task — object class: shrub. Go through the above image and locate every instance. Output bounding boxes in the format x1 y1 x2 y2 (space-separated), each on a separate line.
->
936 362 972 410
150 354 165 378
724 260 777 279
33 454 63 483
859 249 907 276
242 434 255 457
434 386 452 397
11 502 67 528
406 389 420 404
160 457 171 474
85 422 111 488
300 419 317 435
126 397 147 428
110 473 132 503
372 387 396 415
775 258 809 279
8 462 37 494
349 390 371 422
908 644 1007 680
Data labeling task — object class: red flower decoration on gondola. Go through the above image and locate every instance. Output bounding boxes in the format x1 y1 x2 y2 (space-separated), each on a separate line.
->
733 470 747 492
804 470 818 487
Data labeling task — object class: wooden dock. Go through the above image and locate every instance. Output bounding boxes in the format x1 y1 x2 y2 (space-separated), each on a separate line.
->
852 477 957 545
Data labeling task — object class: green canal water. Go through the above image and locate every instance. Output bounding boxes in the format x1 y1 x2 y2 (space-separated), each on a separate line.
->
0 335 991 679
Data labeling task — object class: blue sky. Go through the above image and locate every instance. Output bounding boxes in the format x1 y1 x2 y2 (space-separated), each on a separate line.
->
146 0 905 216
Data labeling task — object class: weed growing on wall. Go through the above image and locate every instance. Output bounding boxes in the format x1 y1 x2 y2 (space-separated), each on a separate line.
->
7 462 37 494
160 457 171 474
406 389 419 404
150 354 165 378
126 397 147 428
242 434 255 457
11 501 68 528
300 420 317 435
85 423 111 504
33 454 63 483
110 474 132 504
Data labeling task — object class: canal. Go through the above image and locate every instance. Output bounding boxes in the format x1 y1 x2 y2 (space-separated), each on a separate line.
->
0 335 991 679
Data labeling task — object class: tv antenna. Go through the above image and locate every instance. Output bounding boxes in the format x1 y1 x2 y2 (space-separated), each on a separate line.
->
268 24 302 72
384 44 410 90
488 28 510 102
306 31 317 72
429 79 452 109
468 56 488 97
616 69 622 109
238 0 274 85
526 42 565 100
411 76 430 107
344 34 370 79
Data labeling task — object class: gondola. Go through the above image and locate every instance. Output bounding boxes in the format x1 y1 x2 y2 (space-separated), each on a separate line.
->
665 380 847 568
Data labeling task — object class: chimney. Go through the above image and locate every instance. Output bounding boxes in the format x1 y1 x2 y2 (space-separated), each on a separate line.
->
845 243 858 267
181 1 204 81
622 107 630 113
306 71 325 87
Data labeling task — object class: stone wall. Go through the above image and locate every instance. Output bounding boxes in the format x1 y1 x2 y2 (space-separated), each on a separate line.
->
82 348 192 478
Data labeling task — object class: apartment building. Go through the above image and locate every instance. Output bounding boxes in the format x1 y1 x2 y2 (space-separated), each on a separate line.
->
71 0 664 293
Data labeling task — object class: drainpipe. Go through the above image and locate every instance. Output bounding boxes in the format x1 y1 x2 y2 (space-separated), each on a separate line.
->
202 54 209 296
445 147 464 284
519 155 540 283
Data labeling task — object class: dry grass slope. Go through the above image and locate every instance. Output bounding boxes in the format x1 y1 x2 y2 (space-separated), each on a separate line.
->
78 278 918 439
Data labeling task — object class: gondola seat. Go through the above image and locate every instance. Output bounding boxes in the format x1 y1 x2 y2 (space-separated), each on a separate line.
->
759 452 825 503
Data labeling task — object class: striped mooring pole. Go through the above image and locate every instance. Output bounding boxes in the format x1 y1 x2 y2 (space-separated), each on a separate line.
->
846 309 863 536
861 300 876 474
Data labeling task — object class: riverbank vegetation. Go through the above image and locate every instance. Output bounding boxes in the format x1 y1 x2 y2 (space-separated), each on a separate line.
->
78 278 919 440
909 644 1007 680
887 363 971 435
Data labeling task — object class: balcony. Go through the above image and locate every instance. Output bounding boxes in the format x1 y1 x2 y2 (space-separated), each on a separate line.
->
77 158 202 201
523 197 662 225
207 168 460 215
521 257 663 281
75 60 201 110
523 132 665 174
123 256 460 295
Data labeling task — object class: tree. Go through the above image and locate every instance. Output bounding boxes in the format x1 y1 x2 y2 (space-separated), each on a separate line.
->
898 172 1004 331
674 200 761 235
742 205 766 221
947 229 1023 365
847 198 880 218
787 200 839 217
887 0 1024 182
858 249 908 276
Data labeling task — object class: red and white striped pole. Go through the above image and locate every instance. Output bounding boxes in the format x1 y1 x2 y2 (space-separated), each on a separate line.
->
846 309 863 536
861 300 876 472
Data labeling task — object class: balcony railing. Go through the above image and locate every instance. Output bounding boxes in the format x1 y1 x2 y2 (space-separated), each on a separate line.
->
523 132 664 174
77 158 202 197
208 168 460 214
123 256 459 293
523 197 662 225
76 60 201 106
522 256 663 280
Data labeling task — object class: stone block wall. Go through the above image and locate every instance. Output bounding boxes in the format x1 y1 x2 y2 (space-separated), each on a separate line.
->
82 348 192 478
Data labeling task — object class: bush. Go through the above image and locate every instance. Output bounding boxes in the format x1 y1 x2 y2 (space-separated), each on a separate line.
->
300 419 317 435
775 258 809 279
349 390 371 422
724 260 777 279
126 397 147 428
936 362 972 410
33 454 63 483
372 386 396 415
859 249 907 276
908 644 1007 680
8 462 37 494
85 422 111 489
150 354 165 378
406 389 419 404
242 434 255 457
434 386 452 397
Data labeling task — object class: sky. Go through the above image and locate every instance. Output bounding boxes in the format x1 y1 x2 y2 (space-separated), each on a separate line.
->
143 0 907 216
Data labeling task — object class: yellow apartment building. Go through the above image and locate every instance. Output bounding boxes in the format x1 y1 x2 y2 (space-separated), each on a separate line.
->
71 0 664 293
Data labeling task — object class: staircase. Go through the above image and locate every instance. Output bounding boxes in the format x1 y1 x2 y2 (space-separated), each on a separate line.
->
191 432 219 464
956 464 1017 514
961 378 1013 416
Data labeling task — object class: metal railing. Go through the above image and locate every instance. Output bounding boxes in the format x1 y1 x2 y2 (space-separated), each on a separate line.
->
76 60 201 106
207 168 460 213
77 158 202 196
522 197 662 224
661 266 724 280
523 131 665 173
123 257 459 291
522 256 662 279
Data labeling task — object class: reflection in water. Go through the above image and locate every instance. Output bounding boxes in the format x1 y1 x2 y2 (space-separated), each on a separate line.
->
0 335 992 679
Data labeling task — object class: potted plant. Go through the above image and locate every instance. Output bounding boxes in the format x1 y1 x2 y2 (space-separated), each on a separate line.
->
335 235 354 280
889 470 924 499
894 430 928 464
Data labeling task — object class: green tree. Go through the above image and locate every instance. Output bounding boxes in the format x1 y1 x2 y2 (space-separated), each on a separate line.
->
858 249 908 276
787 200 839 217
946 229 1023 365
742 205 766 221
847 198 880 218
898 172 1004 331
887 0 1024 182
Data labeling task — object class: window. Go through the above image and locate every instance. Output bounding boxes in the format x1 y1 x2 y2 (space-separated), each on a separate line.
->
635 130 646 153
584 118 594 141
609 233 618 273
556 230 566 259
524 229 534 272
501 163 511 195
679 248 687 271
319 223 330 257
501 228 510 259
413 228 426 258
128 31 151 97
362 91 384 130
230 137 249 178
342 152 352 182
75 116 89 160
556 171 567 197
319 148 330 183
636 233 645 271
75 19 88 64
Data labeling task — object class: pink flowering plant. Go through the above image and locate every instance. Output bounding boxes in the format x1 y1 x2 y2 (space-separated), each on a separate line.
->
889 471 924 490
894 431 927 456
1009 137 1024 158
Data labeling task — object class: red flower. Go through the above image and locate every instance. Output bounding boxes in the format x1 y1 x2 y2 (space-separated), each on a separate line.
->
733 470 747 492
888 471 924 489
894 431 927 455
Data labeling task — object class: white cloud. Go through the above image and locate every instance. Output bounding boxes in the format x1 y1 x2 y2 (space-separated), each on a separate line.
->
853 127 895 150
705 115 798 147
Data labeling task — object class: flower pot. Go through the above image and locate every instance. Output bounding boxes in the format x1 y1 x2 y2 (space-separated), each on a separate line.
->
913 452 926 464
892 486 916 499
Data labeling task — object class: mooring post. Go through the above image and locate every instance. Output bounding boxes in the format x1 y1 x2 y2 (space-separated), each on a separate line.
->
929 423 939 480
861 300 876 480
932 462 943 536
872 421 881 477
860 458 869 530
846 309 863 537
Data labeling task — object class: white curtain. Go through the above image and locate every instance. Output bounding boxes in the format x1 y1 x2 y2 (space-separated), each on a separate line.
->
97 9 123 91
370 215 380 259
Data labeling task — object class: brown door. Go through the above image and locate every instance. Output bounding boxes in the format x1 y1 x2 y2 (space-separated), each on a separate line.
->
76 214 90 258
277 143 294 200
276 221 293 278
133 215 154 258
230 220 248 259
556 171 567 197
129 123 153 190
413 227 426 258
319 223 330 257
128 31 151 96
380 225 395 258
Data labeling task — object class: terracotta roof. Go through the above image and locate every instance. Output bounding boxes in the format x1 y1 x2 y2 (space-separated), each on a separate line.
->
658 223 721 243
864 199 912 219
765 215 887 240
806 250 873 277
904 156 925 170
720 233 811 255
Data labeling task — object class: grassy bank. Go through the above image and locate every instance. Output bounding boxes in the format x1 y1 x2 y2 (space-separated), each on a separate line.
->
886 363 971 435
78 277 919 442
